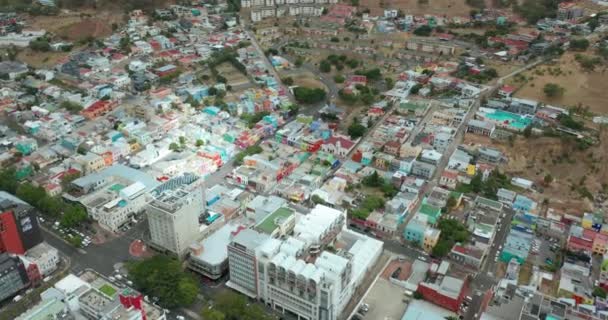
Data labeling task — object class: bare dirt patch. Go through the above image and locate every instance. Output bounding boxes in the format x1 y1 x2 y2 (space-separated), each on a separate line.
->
360 0 472 17
17 49 70 69
216 62 250 87
27 11 124 41
464 131 608 213
505 52 608 115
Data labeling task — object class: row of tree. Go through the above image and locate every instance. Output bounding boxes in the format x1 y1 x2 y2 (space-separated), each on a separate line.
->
0 168 88 229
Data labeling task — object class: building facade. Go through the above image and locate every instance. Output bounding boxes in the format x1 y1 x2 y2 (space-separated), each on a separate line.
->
146 174 205 258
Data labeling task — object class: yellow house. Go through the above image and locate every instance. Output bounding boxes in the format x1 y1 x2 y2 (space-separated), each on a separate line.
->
423 227 441 253
76 153 106 174
466 164 476 177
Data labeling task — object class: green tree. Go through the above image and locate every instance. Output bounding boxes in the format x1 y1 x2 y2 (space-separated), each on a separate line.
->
282 77 294 86
196 139 204 147
593 286 607 299
569 38 590 51
334 75 345 83
60 205 87 229
16 183 47 208
201 308 226 320
410 83 423 94
293 87 327 104
169 142 181 152
0 168 19 194
523 125 532 138
413 25 432 36
319 60 331 73
60 101 83 114
445 196 458 211
544 174 553 184
413 291 423 299
311 194 326 205
362 171 384 187
128 255 198 308
60 171 81 191
347 122 366 139
543 83 564 98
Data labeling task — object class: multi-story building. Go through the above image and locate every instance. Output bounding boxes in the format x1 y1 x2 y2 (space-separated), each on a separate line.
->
227 205 383 320
0 193 43 255
65 165 160 233
146 173 205 258
0 253 29 302
188 224 243 280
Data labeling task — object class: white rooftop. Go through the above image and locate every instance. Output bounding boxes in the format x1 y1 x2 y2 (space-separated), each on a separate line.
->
191 224 241 265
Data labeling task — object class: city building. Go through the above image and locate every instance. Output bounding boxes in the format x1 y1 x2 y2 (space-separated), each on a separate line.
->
0 192 43 255
227 205 382 320
188 223 243 280
146 173 205 258
17 271 166 320
0 253 29 302
416 261 469 312
65 164 160 233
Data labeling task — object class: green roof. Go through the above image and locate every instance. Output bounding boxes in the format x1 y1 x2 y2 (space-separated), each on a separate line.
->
256 207 295 235
99 284 117 297
419 204 441 218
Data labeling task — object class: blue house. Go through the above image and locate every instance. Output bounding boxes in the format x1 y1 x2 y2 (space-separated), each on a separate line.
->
404 215 428 245
513 195 537 213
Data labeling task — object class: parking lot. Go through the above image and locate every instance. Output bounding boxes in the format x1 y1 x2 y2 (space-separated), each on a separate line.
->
354 278 408 320
531 236 559 269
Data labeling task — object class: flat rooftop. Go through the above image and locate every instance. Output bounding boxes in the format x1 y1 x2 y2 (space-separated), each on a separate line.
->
255 207 295 235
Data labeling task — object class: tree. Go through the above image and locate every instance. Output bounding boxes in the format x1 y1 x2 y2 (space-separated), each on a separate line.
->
523 125 532 138
128 255 198 308
348 123 366 139
30 38 50 52
119 35 132 54
544 174 553 184
60 205 87 229
294 87 327 104
201 308 226 320
543 83 564 98
311 194 326 205
319 60 331 73
593 286 607 299
0 168 19 194
169 142 181 152
569 38 590 51
446 196 458 211
213 290 272 320
413 25 432 36
282 77 294 86
413 291 423 299
334 75 345 83
295 57 304 67
61 171 81 191
60 101 83 114
195 139 204 147
362 171 384 187
410 83 423 94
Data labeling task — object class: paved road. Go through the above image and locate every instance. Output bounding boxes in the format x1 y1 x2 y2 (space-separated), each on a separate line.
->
41 220 148 276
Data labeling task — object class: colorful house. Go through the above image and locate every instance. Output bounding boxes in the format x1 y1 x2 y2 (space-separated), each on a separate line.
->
418 203 442 225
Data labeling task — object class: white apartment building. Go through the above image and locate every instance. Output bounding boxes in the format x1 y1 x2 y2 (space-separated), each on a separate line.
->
227 205 383 320
21 242 59 277
244 0 337 21
146 174 205 258
66 165 160 233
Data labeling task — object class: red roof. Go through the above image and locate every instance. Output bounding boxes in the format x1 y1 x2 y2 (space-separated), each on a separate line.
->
325 136 355 150
500 85 516 93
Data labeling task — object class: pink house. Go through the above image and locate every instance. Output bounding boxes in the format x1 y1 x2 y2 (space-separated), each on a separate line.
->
593 232 608 255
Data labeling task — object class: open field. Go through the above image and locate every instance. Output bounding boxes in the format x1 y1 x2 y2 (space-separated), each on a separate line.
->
360 0 472 17
505 52 608 115
464 131 608 213
216 62 250 87
27 11 124 41
16 49 69 69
